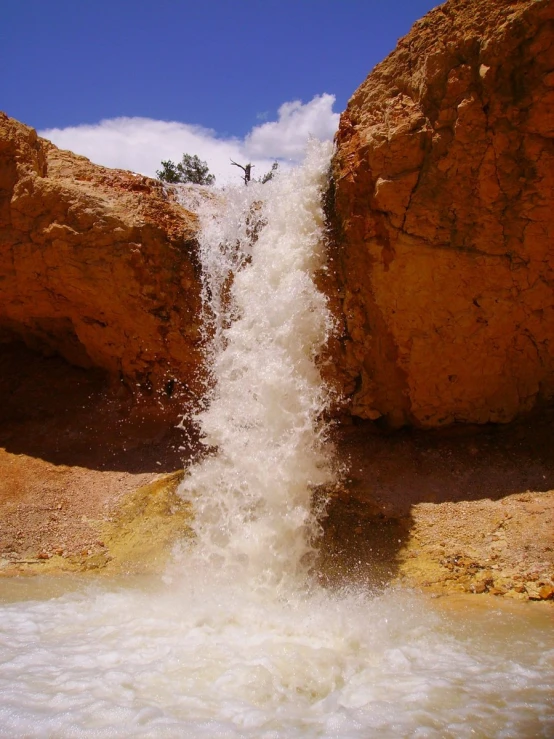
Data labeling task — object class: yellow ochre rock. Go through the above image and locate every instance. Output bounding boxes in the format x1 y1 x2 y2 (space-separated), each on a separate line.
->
331 0 554 428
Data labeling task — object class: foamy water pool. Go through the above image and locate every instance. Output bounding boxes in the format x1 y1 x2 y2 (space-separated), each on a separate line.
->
1 578 552 738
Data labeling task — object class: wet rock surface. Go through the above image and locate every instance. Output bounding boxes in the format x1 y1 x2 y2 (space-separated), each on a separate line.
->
331 0 554 428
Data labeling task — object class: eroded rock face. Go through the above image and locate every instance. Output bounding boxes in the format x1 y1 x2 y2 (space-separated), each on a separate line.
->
332 0 554 428
0 113 202 394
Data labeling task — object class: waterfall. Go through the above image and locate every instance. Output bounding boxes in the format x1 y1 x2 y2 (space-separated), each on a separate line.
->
2 143 553 739
176 141 335 590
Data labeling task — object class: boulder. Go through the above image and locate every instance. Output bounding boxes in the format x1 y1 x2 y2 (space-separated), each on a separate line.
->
332 0 554 427
0 113 202 394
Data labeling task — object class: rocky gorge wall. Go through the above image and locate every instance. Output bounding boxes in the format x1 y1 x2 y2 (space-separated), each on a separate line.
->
331 0 554 428
0 113 202 397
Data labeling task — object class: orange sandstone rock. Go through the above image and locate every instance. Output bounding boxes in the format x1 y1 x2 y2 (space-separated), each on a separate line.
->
332 0 554 428
0 113 202 393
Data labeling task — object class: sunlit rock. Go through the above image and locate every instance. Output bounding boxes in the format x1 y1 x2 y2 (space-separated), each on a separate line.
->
332 0 554 428
0 112 202 394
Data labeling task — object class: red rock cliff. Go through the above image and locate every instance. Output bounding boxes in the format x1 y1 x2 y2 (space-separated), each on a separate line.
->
0 113 202 394
332 0 554 427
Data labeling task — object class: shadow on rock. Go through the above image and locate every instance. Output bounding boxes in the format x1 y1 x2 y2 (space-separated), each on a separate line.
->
317 411 554 598
0 343 201 473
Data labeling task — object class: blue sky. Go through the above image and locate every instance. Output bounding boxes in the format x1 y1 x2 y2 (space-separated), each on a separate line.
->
2 0 439 181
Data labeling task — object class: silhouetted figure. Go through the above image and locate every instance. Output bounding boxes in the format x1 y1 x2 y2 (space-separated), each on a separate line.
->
230 160 254 185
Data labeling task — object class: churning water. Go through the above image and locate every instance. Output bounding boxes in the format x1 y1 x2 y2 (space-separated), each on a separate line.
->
174 142 336 593
1 143 553 738
1 580 553 738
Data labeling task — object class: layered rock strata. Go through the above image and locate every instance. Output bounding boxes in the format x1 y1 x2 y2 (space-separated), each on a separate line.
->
0 113 201 394
332 0 554 427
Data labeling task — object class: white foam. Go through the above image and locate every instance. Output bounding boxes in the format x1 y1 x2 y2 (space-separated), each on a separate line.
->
0 584 552 738
175 142 335 592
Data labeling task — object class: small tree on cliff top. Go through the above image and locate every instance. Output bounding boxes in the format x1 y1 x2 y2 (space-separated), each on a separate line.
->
156 153 215 185
259 162 278 183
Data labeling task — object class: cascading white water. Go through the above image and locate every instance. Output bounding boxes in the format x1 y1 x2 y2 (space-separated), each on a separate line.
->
175 141 335 590
1 144 553 739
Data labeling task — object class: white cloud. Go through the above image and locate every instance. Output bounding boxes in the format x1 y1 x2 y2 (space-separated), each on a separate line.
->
245 94 339 160
39 94 339 185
